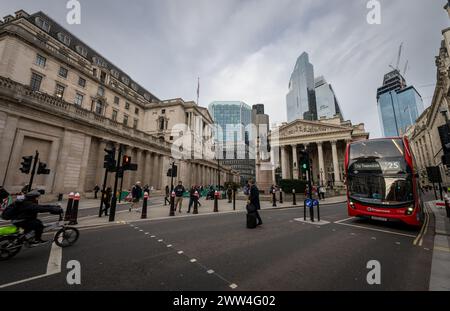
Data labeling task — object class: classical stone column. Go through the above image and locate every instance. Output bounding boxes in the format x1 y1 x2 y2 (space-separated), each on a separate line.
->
154 154 161 190
78 135 92 193
122 145 131 190
0 115 18 186
292 144 298 179
144 151 152 186
134 148 143 184
331 140 342 185
317 142 326 186
281 146 289 179
95 140 108 186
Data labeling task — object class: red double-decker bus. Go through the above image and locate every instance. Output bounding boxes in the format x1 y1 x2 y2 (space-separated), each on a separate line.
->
344 137 424 227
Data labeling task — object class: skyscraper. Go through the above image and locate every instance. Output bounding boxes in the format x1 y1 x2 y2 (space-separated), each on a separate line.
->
377 69 425 137
286 52 317 122
314 76 344 120
208 101 255 185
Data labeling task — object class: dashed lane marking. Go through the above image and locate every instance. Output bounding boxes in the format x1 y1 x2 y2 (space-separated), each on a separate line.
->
230 284 238 289
207 270 215 274
167 244 172 248
190 259 197 263
177 251 184 254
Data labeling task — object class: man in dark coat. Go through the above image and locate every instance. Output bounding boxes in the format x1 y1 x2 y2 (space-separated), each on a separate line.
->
248 179 262 226
6 190 62 244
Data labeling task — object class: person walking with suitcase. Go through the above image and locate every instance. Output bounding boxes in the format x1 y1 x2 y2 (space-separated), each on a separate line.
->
247 179 262 227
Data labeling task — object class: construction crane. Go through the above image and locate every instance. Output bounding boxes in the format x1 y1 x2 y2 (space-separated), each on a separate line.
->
389 42 404 72
403 60 409 76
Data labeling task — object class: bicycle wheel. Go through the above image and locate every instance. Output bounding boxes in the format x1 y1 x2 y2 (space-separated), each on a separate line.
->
54 227 79 248
0 236 22 261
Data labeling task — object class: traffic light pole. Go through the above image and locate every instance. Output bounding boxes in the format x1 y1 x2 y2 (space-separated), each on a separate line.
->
98 168 108 217
170 161 175 192
109 145 122 222
27 151 39 193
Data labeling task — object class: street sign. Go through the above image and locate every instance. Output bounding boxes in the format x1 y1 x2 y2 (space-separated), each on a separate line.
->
305 198 312 207
312 199 319 207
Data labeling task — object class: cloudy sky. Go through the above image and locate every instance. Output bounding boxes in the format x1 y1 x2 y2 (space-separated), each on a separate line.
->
1 0 448 137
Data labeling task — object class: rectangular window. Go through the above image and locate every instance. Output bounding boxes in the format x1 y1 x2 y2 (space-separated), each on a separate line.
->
133 119 138 129
112 110 118 121
58 66 68 78
100 71 107 83
35 54 46 67
123 115 129 126
161 109 166 114
92 68 97 77
114 96 120 105
30 73 43 91
74 93 83 106
125 102 130 110
95 100 103 115
97 86 105 97
135 107 139 115
55 84 65 99
78 77 86 87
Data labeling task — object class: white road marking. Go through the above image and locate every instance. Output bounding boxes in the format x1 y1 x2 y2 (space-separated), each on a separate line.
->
150 235 156 238
177 251 184 254
395 242 401 245
371 237 377 240
158 239 163 242
139 230 143 232
144 232 149 235
229 284 238 289
167 244 172 248
0 242 62 289
190 259 197 263
334 217 355 224
335 221 416 238
207 270 215 274
46 242 62 275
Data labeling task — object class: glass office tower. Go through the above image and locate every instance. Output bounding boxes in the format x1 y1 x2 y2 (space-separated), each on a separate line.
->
314 76 344 120
377 70 425 137
286 52 317 122
208 101 255 185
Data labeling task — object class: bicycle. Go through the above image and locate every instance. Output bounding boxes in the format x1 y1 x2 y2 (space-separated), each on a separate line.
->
0 213 79 261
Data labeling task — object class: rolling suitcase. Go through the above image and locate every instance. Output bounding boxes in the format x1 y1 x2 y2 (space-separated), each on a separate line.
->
247 212 257 229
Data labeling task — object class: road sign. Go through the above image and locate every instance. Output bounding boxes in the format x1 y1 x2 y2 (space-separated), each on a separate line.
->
313 199 319 207
305 198 312 207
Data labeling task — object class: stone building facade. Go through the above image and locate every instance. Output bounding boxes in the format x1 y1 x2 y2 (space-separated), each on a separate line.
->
0 10 238 198
271 116 369 191
406 18 450 188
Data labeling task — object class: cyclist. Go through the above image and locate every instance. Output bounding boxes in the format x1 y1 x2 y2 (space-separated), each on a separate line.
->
5 190 63 245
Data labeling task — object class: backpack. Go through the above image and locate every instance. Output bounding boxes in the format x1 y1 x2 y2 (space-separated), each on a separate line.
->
1 203 16 220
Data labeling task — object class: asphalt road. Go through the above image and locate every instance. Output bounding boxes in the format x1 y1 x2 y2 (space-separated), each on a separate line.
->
0 198 435 291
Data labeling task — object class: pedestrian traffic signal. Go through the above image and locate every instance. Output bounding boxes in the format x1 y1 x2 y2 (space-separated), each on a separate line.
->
122 155 138 171
166 165 178 177
104 148 116 171
20 156 33 174
37 162 50 175
439 123 450 167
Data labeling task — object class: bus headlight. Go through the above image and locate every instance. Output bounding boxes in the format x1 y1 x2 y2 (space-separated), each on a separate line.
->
405 206 414 215
349 201 356 209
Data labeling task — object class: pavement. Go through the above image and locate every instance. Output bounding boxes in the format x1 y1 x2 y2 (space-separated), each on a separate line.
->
0 195 443 291
67 195 348 229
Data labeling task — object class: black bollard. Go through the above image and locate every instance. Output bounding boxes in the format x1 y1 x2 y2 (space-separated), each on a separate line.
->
69 193 80 225
279 191 283 204
304 200 307 221
64 192 74 221
193 191 199 214
272 190 277 207
309 203 314 222
214 191 219 212
141 192 148 219
317 201 320 222
170 191 175 216
292 189 296 205
233 189 236 211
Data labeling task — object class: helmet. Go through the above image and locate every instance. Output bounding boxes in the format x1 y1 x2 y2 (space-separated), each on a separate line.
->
25 190 41 199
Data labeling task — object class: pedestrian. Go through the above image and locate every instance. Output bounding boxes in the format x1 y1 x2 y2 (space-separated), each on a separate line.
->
93 184 100 199
248 179 262 226
129 181 142 212
319 185 326 200
227 185 233 203
102 187 112 216
188 186 195 213
143 184 150 194
165 185 170 205
174 181 186 213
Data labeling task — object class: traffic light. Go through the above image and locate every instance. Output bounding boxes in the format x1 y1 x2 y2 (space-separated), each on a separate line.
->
122 155 138 171
166 165 178 177
299 151 309 173
104 148 116 171
37 162 50 175
20 156 33 174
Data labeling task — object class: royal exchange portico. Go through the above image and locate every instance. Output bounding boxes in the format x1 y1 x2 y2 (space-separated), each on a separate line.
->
272 116 369 190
